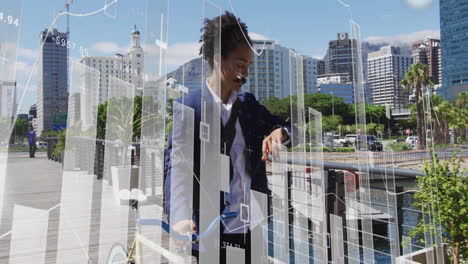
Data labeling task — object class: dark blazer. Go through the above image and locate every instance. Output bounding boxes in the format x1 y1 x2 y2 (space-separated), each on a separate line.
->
164 85 290 226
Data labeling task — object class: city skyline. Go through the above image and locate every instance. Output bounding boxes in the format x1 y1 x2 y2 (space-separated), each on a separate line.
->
13 0 440 113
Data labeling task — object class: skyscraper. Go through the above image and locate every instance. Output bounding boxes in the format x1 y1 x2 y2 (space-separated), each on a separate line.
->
327 33 357 83
28 104 37 127
244 39 317 101
37 28 68 133
368 46 412 109
440 0 468 100
302 56 318 94
317 60 325 76
412 38 442 85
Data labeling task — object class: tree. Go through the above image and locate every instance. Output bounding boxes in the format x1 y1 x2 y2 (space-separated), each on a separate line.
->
401 63 433 150
365 104 388 135
366 122 384 137
96 101 108 140
14 118 28 138
262 93 353 124
40 129 59 141
96 95 144 141
431 95 452 145
106 96 136 167
321 115 343 134
410 153 467 264
452 92 468 143
261 96 290 122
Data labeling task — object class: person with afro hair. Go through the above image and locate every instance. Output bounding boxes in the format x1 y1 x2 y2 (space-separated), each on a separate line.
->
165 11 292 263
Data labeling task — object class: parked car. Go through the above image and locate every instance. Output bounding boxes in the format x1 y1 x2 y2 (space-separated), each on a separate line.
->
355 135 383 151
36 141 48 149
333 135 352 147
344 134 357 144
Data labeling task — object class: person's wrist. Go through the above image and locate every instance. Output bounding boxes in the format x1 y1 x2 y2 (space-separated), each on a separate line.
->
281 128 289 141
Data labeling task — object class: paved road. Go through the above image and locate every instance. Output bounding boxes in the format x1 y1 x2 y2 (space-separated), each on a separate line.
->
291 147 467 166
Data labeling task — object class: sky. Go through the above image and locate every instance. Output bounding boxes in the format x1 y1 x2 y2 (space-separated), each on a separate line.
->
12 0 440 113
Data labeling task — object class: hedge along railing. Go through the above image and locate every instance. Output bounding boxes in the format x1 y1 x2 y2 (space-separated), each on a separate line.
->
45 136 430 262
46 137 141 180
45 137 58 161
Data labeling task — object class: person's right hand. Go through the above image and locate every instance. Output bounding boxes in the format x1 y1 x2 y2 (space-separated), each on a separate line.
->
171 219 197 250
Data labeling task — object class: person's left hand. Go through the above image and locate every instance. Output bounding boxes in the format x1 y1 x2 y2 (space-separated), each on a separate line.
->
262 128 289 163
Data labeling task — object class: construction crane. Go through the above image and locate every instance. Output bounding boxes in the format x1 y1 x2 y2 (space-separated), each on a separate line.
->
57 0 74 37
56 0 73 97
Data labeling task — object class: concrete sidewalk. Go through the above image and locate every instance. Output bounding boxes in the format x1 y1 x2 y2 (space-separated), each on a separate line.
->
0 151 187 264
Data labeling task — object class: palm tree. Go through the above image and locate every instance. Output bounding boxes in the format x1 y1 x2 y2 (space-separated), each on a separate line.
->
401 63 433 150
431 95 452 145
107 96 136 168
453 92 468 143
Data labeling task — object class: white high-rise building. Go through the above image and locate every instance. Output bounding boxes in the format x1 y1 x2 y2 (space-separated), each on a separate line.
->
303 56 318 94
0 81 16 118
80 25 144 105
367 46 412 109
243 40 317 101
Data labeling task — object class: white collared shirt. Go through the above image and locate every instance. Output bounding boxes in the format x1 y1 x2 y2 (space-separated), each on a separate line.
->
206 80 251 234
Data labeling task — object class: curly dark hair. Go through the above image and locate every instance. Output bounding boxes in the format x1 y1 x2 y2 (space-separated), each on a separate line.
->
199 11 252 69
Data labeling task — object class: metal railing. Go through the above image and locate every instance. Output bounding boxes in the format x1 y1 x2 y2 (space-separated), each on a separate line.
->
46 136 434 263
268 156 425 263
46 137 141 181
315 146 468 167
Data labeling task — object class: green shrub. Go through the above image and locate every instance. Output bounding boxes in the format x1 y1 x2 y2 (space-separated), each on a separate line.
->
290 146 330 152
407 153 468 264
334 147 355 152
385 142 412 151
6 146 46 152
52 130 66 160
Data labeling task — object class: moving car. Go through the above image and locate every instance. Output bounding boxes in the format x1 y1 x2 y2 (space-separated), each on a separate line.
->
405 136 418 148
355 135 383 151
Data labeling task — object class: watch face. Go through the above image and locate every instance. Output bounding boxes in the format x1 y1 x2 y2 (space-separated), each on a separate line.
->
340 33 346 40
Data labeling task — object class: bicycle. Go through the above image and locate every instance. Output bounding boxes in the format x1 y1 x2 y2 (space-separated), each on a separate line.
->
106 199 237 264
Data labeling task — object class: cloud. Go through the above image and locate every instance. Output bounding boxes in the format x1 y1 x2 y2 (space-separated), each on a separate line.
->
167 42 201 67
18 48 38 60
15 60 33 74
402 0 434 10
249 32 269 41
15 60 38 112
364 30 440 46
90 41 126 54
142 41 201 69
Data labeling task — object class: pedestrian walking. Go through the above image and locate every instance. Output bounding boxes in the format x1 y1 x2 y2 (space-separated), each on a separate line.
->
27 127 37 158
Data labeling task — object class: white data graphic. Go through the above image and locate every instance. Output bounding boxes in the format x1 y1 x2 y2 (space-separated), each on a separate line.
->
0 0 454 264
